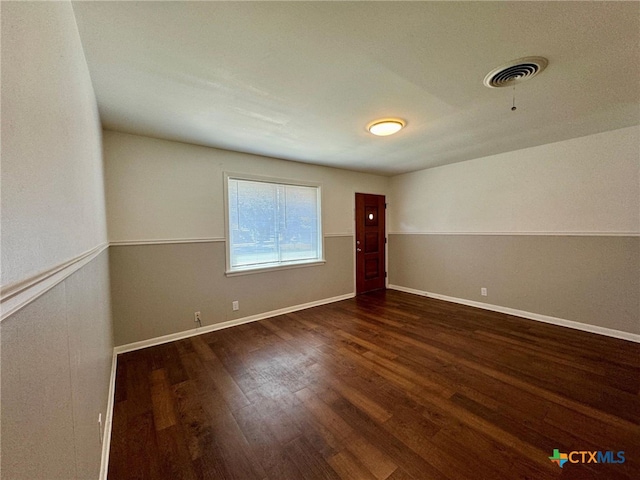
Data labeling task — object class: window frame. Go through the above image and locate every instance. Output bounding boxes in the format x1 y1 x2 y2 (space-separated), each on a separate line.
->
223 172 325 276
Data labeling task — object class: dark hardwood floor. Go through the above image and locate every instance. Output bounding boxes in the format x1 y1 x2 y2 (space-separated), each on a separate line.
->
108 290 640 480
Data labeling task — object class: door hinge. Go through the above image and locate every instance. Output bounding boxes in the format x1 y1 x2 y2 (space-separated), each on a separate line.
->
385 272 388 278
385 237 387 244
385 203 388 209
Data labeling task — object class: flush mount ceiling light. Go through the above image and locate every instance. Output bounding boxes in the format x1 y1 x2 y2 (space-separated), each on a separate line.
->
483 56 548 88
367 118 406 136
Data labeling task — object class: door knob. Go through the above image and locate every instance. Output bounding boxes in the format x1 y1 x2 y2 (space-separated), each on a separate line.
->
357 248 362 252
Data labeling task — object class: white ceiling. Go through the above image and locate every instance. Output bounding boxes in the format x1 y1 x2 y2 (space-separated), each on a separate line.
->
72 1 639 175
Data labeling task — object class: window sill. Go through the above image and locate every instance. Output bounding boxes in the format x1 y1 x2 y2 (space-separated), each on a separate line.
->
225 259 326 277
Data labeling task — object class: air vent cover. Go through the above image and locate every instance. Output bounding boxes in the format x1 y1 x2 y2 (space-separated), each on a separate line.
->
483 56 548 88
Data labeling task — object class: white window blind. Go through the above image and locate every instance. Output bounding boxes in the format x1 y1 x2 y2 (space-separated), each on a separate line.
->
227 177 322 272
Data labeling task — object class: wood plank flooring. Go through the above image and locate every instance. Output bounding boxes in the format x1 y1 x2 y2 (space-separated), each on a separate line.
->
108 290 640 480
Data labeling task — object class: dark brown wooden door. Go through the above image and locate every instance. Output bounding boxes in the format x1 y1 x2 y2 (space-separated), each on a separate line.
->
355 193 386 294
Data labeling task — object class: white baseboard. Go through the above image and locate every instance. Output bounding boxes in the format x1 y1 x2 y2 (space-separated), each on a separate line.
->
99 350 118 480
388 284 640 343
113 292 355 354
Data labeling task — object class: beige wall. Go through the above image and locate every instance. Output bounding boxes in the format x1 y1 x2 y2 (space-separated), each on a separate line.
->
110 237 353 345
2 252 113 479
389 234 639 334
103 131 388 346
1 2 114 478
1 1 108 286
390 126 639 235
104 130 388 241
388 127 640 336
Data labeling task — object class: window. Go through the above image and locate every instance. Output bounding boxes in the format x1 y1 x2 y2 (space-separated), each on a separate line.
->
225 174 323 274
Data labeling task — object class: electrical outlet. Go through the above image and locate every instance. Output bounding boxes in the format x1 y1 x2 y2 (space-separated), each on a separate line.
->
481 287 487 296
98 413 103 444
194 311 201 323
232 301 239 311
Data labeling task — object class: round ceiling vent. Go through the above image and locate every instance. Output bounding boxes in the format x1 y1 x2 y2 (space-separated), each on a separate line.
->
483 56 548 88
